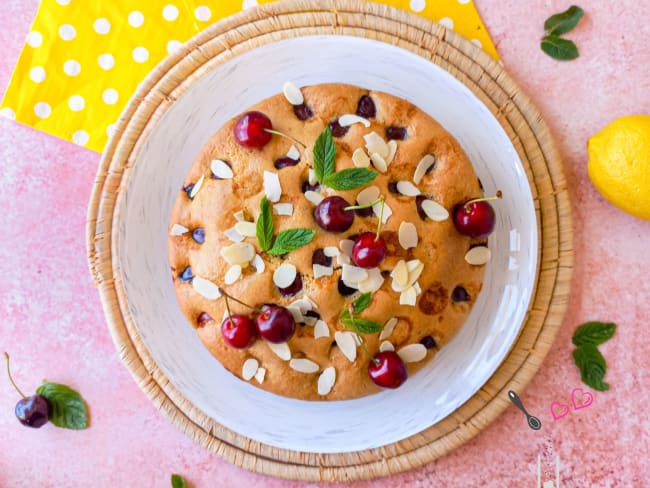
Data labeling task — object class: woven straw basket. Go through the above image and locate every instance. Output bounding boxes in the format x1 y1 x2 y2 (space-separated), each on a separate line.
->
86 0 573 481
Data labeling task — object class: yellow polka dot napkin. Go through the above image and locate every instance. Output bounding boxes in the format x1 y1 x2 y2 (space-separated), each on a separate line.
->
0 0 497 153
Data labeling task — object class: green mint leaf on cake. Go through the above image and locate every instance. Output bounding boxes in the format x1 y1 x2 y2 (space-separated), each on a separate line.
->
572 344 609 391
268 228 315 255
544 5 584 36
313 127 336 183
342 317 383 334
541 35 579 60
352 292 372 315
323 168 378 190
35 381 88 430
256 196 274 252
572 321 617 347
171 474 188 488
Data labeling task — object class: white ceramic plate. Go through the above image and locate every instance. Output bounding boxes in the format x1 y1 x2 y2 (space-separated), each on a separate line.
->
118 36 537 454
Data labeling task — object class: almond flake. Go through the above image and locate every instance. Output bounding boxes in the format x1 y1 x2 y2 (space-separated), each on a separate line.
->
273 203 294 216
317 367 336 396
267 341 291 361
290 296 314 314
305 190 324 205
391 260 409 288
221 242 255 266
357 267 384 293
242 358 259 380
339 114 371 128
273 263 297 289
364 132 389 159
339 239 354 256
407 260 425 285
170 224 189 236
352 148 371 168
413 154 435 184
398 222 418 249
379 340 395 352
337 254 350 265
334 331 357 362
286 305 303 323
465 246 491 265
192 276 221 300
421 199 449 221
289 358 319 374
303 315 318 326
323 246 339 257
254 367 266 383
286 144 300 161
342 264 368 284
224 227 245 243
308 168 317 185
282 81 303 105
211 159 233 179
386 140 398 165
263 171 282 203
396 181 420 196
379 317 398 341
252 254 265 274
313 264 333 279
314 320 330 339
356 185 380 206
188 175 204 199
370 153 388 173
414 282 422 295
224 265 242 285
373 201 392 223
233 210 246 222
397 343 427 363
400 286 417 306
234 221 256 237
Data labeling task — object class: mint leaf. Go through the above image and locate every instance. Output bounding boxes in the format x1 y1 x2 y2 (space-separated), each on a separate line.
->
256 196 274 251
573 344 609 391
352 292 372 315
572 321 616 347
313 128 335 183
36 381 88 429
323 168 377 190
541 35 579 60
342 317 383 334
544 5 584 36
268 228 315 255
171 474 187 488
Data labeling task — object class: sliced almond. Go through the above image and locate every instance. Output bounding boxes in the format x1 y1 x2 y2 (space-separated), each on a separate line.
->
373 201 392 224
233 210 245 222
352 148 371 168
357 267 384 293
314 320 330 339
379 317 398 341
308 168 317 186
339 114 371 128
370 153 388 173
391 260 409 288
313 264 333 279
170 224 189 236
397 343 428 363
188 175 204 199
323 246 339 257
267 341 291 361
356 185 380 206
399 286 417 306
290 296 314 314
413 154 435 184
398 222 418 249
396 181 421 196
305 190 324 205
386 140 398 165
407 259 425 285
339 239 354 256
273 263 297 289
224 227 245 243
364 132 389 159
254 367 266 383
342 264 368 284
263 171 282 202
421 199 449 221
252 254 265 274
303 314 318 326
242 358 259 380
317 367 336 396
414 282 422 295
289 358 319 373
224 265 242 285
211 159 233 179
282 81 304 105
465 246 491 265
192 276 221 300
234 221 256 237
273 203 293 216
379 340 395 352
334 331 357 362
286 144 300 161
286 305 303 324
221 242 255 266
337 254 350 265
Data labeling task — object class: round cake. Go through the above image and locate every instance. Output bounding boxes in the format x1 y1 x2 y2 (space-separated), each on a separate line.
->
168 83 493 400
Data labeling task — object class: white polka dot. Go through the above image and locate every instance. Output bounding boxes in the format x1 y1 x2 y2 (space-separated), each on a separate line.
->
63 59 81 76
162 5 179 21
409 0 425 12
102 88 119 105
58 24 76 41
93 18 110 35
166 40 181 54
29 66 46 83
26 31 43 48
98 53 115 70
132 46 149 63
34 102 52 119
68 95 85 112
457 0 471 3
106 123 117 137
471 39 482 48
56 0 71 5
128 11 145 28
439 17 454 30
72 130 89 146
195 6 212 22
0 107 16 120
242 0 258 8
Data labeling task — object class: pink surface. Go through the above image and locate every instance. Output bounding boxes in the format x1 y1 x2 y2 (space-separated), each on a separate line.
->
1 1 649 486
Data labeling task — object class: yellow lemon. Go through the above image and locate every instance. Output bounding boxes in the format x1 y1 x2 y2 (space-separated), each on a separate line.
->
587 114 650 220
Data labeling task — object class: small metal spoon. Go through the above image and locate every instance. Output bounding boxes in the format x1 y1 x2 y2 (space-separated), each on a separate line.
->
508 390 542 430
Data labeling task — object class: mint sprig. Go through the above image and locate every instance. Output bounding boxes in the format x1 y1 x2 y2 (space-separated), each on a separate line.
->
340 293 382 334
256 197 274 252
171 474 188 488
256 197 315 255
572 321 616 347
324 168 377 190
540 5 584 61
571 321 616 392
36 381 89 430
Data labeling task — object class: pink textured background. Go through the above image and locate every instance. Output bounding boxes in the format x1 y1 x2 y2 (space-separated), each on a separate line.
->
1 1 649 486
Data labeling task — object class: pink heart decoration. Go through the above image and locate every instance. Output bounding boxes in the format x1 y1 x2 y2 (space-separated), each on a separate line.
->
571 387 594 410
550 401 570 421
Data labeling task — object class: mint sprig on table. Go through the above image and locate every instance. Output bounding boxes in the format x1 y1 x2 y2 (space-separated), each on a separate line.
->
171 474 188 488
541 5 584 61
313 128 378 190
256 196 315 255
340 292 382 334
571 321 616 391
36 381 89 429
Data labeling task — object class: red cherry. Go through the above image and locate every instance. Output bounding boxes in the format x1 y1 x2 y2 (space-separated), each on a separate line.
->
313 196 354 233
256 305 296 343
221 314 257 349
453 200 496 238
233 111 272 148
351 232 386 268
368 351 408 389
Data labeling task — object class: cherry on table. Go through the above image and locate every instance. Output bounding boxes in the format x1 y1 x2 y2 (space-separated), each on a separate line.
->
368 351 408 389
352 232 386 268
5 352 50 429
313 196 354 233
453 192 501 238
256 305 296 343
233 111 273 148
221 315 257 349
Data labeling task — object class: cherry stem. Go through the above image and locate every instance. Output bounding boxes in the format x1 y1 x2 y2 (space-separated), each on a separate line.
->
4 352 27 399
343 197 383 212
375 199 385 241
464 191 502 212
218 289 259 313
223 294 234 324
263 129 306 149
347 307 380 366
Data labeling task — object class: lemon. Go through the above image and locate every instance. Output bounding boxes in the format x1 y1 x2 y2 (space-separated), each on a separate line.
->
587 114 650 220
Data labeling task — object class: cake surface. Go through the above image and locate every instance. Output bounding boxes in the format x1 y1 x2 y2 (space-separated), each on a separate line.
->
168 83 488 400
